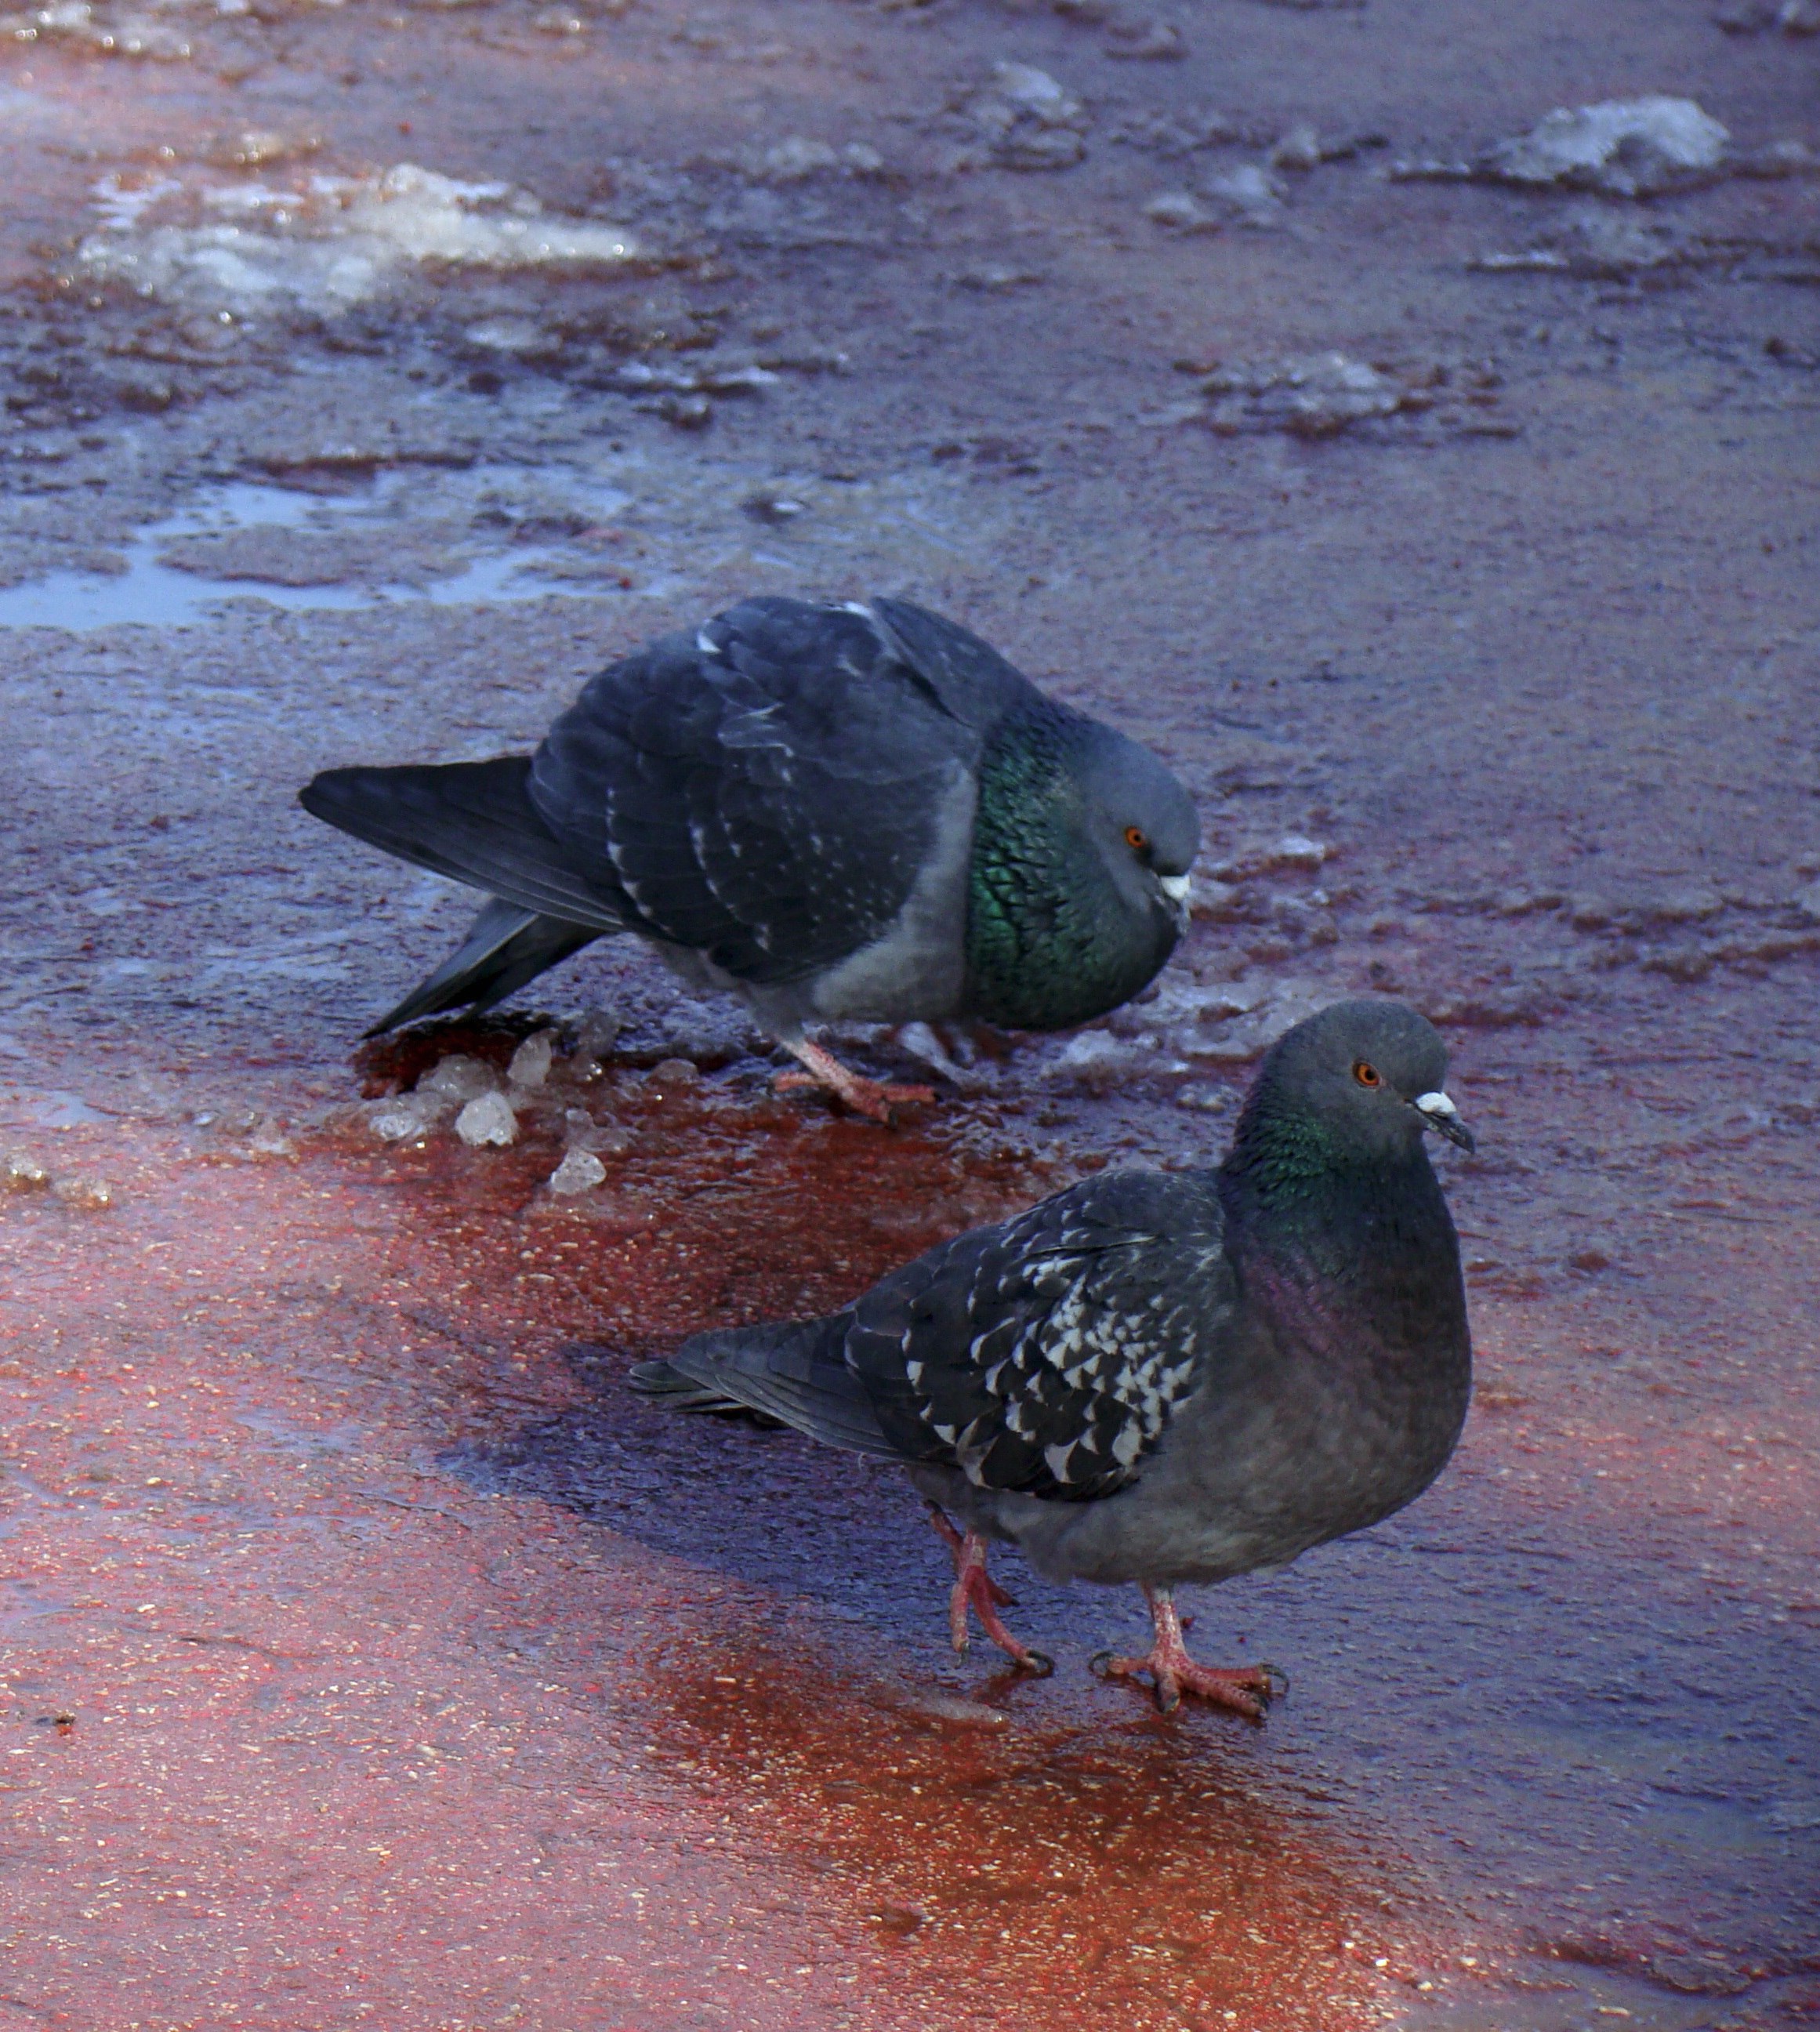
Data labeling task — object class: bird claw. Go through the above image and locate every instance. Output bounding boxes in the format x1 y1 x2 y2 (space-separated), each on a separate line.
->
930 1506 1046 1673
1093 1588 1281 1718
1093 1646 1276 1718
774 1057 937 1124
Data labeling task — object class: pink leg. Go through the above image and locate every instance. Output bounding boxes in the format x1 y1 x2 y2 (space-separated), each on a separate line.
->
1093 1584 1284 1718
774 1037 936 1123
926 1505 1053 1675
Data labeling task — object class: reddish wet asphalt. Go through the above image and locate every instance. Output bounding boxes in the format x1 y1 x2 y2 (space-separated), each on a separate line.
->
2 2 1818 2027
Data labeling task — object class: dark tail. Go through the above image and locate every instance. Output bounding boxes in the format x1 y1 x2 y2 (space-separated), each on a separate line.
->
630 1318 895 1459
365 898 603 1036
299 757 633 931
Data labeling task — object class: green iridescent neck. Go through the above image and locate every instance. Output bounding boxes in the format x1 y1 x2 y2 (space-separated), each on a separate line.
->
963 707 1165 1030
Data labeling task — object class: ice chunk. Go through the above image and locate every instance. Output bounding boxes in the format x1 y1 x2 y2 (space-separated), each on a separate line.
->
53 1176 114 1210
1200 162 1287 227
548 1148 607 1195
368 1094 442 1142
992 62 1083 122
572 1008 622 1077
754 136 841 183
959 62 1089 172
74 162 640 317
1043 1031 1151 1088
1176 1085 1239 1114
1481 98 1728 195
648 1057 700 1090
464 316 558 356
3 1152 50 1192
507 1029 557 1090
419 1054 497 1102
1398 97 1731 198
1102 17 1185 60
1268 123 1325 172
1271 833 1330 868
1473 206 1695 279
564 1107 635 1158
1144 190 1224 234
1203 355 1401 434
455 1092 517 1147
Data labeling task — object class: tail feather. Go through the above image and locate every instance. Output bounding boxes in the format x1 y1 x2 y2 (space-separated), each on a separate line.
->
366 898 602 1036
299 757 633 932
630 1319 894 1458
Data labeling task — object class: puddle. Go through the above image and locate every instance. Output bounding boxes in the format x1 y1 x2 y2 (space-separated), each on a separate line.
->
0 466 653 630
0 450 985 632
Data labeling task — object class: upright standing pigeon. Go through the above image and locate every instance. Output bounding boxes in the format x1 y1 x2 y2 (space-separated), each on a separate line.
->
299 596 1197 1119
632 1000 1474 1713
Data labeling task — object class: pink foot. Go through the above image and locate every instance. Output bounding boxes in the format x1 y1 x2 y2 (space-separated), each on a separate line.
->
775 1039 936 1123
1093 1584 1285 1718
926 1505 1053 1675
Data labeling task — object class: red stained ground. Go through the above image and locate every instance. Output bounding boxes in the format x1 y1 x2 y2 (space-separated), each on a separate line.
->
2 1 1819 2027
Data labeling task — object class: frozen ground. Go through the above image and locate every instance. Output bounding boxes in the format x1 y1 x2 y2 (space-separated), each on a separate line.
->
1 2 1817 2027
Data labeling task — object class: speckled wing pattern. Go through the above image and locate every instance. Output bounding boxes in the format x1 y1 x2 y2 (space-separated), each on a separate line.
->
843 1170 1234 1500
528 598 980 985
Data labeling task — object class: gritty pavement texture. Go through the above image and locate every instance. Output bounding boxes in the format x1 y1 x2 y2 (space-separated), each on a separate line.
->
2 2 1818 2028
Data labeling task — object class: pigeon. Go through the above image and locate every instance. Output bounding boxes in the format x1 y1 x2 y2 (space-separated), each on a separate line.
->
631 999 1474 1713
299 595 1197 1120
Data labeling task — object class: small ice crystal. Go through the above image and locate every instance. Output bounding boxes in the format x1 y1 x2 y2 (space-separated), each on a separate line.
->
54 1177 114 1210
419 1054 496 1101
1200 162 1286 226
757 136 840 183
962 61 1089 172
548 1148 607 1196
573 1009 621 1075
507 1029 557 1090
369 1097 436 1142
991 62 1082 123
1272 833 1329 867
1144 190 1223 234
1045 1032 1144 1088
3 1152 50 1193
455 1092 517 1147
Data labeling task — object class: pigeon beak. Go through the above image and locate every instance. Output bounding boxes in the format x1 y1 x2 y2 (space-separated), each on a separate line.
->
1413 1090 1475 1153
1158 873 1192 931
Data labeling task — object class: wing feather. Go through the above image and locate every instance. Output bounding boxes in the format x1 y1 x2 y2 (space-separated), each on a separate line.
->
842 1169 1233 1500
530 598 986 985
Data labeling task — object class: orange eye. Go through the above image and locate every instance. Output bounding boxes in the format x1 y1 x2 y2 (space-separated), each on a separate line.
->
1352 1060 1381 1088
1125 826 1149 852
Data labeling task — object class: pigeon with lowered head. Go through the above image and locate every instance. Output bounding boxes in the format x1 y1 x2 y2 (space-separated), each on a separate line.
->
299 596 1197 1119
632 1000 1474 1712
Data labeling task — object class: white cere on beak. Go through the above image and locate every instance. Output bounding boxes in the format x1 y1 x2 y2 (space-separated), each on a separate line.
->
1158 874 1192 903
1415 1090 1458 1120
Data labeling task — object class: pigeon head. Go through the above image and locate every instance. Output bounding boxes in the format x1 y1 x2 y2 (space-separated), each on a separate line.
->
965 708 1200 1031
1071 723 1201 934
1228 1000 1474 1200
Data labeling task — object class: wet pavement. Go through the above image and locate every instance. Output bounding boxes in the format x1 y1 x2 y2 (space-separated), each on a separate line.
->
2 2 1818 2027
